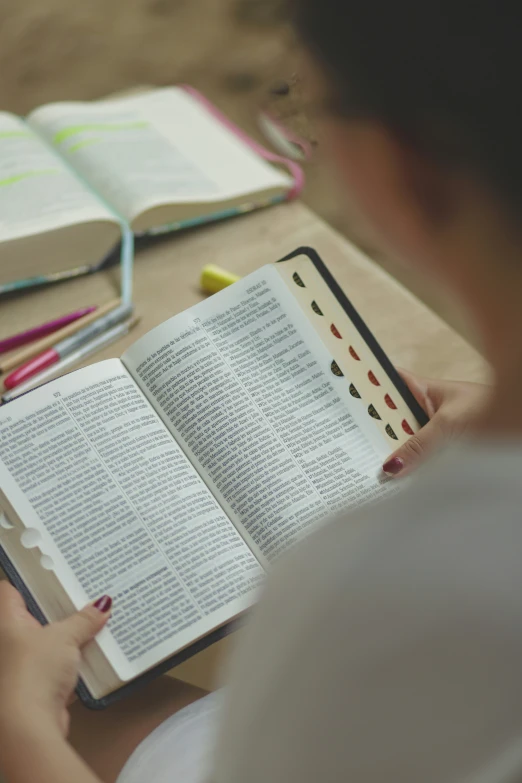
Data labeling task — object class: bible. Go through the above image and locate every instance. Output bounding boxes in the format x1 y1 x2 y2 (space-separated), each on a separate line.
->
0 247 427 708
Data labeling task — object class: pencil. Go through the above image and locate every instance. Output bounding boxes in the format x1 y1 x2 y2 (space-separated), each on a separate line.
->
0 299 121 375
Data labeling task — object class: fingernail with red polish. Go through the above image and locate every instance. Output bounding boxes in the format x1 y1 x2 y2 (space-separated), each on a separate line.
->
93 595 112 613
382 456 404 476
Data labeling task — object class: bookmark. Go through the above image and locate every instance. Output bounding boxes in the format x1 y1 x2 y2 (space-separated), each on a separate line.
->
120 223 134 306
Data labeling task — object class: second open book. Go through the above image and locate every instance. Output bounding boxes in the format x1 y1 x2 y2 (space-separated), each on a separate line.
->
0 248 426 707
0 87 297 288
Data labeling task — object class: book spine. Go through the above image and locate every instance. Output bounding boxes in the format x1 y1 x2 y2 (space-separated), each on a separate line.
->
140 195 286 238
0 265 93 296
179 84 305 199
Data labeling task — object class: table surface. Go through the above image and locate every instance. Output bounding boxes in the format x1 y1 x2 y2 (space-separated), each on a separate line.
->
0 200 487 689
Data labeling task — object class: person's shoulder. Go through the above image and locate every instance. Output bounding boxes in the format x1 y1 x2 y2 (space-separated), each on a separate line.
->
269 440 522 618
216 443 522 783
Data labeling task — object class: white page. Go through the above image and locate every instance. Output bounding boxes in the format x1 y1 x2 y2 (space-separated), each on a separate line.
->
123 267 396 563
0 112 116 242
28 88 292 222
0 360 263 681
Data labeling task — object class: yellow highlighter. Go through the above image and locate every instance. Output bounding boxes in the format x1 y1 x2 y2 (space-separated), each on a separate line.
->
200 264 240 295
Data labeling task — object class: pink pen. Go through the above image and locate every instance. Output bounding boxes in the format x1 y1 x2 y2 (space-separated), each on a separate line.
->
0 306 97 355
3 303 132 390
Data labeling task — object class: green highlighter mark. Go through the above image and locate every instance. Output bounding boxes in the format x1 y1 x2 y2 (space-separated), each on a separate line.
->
68 138 102 153
0 169 59 188
53 121 148 144
0 130 32 139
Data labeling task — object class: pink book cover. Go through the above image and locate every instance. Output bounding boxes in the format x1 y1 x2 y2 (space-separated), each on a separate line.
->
180 84 305 201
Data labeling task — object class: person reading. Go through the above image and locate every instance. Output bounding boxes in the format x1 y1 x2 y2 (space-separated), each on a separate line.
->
1 1 519 783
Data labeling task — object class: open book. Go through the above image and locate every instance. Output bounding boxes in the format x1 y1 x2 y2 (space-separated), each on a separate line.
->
0 248 427 708
0 86 298 288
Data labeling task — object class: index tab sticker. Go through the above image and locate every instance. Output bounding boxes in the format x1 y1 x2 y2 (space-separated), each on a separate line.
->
331 360 344 377
384 393 397 409
20 528 42 549
385 424 398 440
402 419 414 435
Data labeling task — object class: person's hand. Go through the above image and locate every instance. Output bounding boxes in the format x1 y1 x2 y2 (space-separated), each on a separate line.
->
0 582 111 740
382 369 490 477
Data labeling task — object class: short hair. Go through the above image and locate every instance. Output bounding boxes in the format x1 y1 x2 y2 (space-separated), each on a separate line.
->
295 1 522 212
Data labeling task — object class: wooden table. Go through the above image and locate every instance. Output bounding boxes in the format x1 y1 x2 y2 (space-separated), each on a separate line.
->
0 201 487 689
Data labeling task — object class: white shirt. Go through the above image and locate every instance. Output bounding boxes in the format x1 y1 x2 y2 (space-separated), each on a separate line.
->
214 441 522 783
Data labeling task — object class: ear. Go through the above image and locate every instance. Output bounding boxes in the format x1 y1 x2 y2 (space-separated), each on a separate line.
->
324 119 454 265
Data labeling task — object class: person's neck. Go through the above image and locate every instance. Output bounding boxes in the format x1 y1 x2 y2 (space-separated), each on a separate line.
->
475 353 522 437
426 194 522 437
459 261 522 437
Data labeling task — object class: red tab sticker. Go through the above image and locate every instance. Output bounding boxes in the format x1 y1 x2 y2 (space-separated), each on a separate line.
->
368 370 380 386
402 419 414 435
384 393 397 409
330 324 342 339
349 346 360 360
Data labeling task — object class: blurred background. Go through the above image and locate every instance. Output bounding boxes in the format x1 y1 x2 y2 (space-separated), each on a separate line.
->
0 0 470 340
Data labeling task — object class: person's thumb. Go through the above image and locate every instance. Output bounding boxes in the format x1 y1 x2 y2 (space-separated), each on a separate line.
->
382 417 442 478
55 595 112 648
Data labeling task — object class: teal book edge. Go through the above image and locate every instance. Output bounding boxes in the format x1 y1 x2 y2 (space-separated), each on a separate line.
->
0 196 280 297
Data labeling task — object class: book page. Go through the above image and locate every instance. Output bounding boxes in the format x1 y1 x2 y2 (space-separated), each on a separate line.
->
0 360 263 681
123 268 395 564
28 88 292 224
0 112 116 242
277 255 423 444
